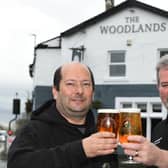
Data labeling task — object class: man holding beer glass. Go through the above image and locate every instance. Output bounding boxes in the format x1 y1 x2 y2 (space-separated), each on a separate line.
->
8 62 118 168
119 108 142 164
97 109 120 135
121 55 168 168
96 109 120 167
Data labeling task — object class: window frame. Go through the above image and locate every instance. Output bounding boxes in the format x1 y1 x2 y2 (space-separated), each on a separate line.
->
108 50 126 77
115 97 166 140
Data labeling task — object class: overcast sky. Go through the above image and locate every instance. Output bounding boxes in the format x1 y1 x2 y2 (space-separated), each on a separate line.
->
0 0 168 125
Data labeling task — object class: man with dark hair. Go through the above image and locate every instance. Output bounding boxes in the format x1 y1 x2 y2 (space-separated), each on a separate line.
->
53 64 95 91
121 55 168 168
7 62 118 168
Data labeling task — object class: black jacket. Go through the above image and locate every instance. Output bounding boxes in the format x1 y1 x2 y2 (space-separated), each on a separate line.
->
151 117 168 150
147 117 168 168
7 100 118 168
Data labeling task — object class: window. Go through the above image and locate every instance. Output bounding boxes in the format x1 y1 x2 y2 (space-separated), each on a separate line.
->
152 103 161 113
142 118 146 136
108 51 126 77
122 103 132 108
158 49 168 58
137 103 147 112
115 97 165 140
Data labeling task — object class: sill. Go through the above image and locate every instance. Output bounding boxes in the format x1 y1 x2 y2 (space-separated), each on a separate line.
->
104 77 129 83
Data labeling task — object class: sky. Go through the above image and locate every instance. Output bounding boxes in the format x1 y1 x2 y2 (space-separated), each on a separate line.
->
0 0 168 126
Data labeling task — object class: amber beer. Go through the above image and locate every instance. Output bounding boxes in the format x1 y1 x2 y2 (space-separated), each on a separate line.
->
119 108 142 143
97 109 120 138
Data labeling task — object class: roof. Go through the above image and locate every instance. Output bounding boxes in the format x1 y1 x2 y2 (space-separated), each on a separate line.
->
35 36 61 49
61 0 168 37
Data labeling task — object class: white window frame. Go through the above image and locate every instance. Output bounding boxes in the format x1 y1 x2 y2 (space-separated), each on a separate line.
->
115 97 167 140
108 50 126 77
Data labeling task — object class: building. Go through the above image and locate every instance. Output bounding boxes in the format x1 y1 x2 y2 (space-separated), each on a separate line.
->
29 0 168 139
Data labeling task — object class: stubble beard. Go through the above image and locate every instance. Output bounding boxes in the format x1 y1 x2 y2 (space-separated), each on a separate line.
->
66 104 89 119
57 98 90 121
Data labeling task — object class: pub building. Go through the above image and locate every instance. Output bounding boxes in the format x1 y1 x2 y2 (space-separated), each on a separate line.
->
29 0 168 140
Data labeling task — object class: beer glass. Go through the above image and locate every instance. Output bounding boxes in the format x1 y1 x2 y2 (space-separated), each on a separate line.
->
97 109 120 138
119 108 142 164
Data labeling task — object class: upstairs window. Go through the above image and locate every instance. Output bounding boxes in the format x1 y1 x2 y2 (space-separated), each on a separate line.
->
108 51 126 77
159 49 168 58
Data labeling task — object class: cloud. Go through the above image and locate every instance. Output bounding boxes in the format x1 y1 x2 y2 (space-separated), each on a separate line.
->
0 1 61 86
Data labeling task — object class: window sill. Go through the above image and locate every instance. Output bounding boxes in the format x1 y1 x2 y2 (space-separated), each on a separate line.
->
103 77 129 83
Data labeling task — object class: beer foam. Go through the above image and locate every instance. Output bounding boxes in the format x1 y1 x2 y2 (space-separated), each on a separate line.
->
119 108 141 113
97 109 119 113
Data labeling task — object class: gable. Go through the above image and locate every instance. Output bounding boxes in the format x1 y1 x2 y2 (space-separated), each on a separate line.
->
61 0 168 37
94 8 168 37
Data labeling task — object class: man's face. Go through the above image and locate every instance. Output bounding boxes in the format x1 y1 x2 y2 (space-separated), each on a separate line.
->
53 63 94 121
158 68 168 109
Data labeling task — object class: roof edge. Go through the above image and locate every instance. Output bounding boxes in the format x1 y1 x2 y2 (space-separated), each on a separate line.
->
61 0 168 37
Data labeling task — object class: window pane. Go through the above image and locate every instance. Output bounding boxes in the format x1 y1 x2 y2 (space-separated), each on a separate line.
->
122 103 132 108
142 118 146 136
152 103 161 112
110 53 125 63
110 65 126 76
137 104 147 112
160 51 168 57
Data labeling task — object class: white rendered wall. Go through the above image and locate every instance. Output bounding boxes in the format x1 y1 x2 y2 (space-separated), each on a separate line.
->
33 7 168 87
33 49 61 87
62 7 168 85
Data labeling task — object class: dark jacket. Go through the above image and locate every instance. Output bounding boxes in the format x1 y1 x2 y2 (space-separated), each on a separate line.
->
7 100 118 168
147 117 168 168
151 117 168 150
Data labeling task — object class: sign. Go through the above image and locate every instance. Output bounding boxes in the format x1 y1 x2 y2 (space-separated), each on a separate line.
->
100 16 167 34
7 135 16 151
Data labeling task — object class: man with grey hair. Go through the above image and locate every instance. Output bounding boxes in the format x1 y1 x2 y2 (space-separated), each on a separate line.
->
121 55 168 168
156 55 168 109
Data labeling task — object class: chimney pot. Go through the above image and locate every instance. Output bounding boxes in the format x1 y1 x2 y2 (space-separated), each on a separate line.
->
105 0 114 10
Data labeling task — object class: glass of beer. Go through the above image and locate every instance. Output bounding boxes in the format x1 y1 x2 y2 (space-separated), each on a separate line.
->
119 108 142 164
97 109 120 138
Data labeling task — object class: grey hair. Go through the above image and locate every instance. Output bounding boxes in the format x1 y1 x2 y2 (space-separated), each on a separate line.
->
156 54 168 85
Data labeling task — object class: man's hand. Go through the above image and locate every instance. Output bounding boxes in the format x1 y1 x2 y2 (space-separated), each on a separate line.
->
82 132 118 158
121 135 168 168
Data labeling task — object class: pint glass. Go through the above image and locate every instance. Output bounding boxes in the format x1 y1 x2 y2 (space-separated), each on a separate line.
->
119 108 142 164
97 109 119 138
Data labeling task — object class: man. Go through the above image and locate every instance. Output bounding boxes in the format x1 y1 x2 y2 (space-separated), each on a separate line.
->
121 55 168 168
7 62 118 168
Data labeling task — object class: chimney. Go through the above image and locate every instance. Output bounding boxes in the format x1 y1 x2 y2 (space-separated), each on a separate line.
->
105 0 114 10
